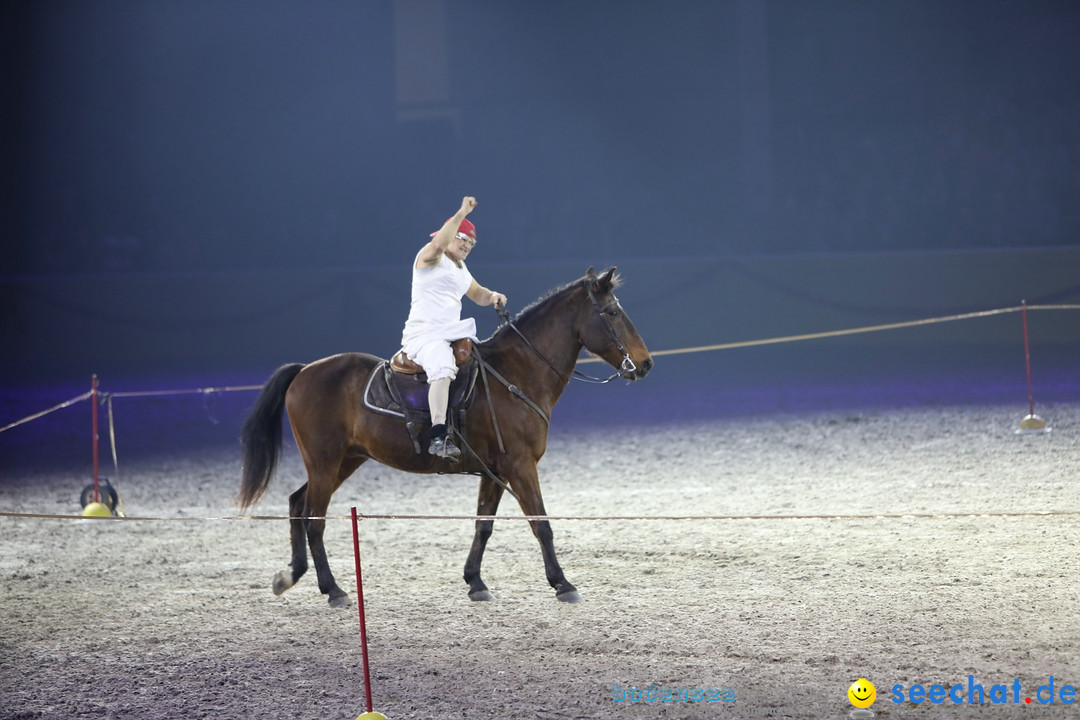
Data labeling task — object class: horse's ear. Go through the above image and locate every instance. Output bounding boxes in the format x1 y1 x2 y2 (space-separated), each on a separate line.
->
598 266 618 291
586 266 596 277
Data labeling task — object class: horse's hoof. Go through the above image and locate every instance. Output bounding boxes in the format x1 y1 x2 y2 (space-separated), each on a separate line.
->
469 589 495 602
272 570 294 596
328 594 351 609
556 589 583 603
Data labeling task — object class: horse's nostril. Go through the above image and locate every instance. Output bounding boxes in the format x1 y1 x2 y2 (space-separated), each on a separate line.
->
640 358 653 376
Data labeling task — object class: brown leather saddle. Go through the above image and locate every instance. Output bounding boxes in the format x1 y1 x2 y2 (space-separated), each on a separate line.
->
363 339 479 455
389 338 474 377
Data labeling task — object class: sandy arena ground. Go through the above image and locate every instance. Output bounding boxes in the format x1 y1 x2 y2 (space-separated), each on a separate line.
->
2 364 1079 719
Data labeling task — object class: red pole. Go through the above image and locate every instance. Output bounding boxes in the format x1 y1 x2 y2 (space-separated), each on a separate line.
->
351 506 374 714
91 374 100 504
1022 300 1035 417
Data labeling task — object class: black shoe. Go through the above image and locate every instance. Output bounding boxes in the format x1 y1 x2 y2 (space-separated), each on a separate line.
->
428 435 462 462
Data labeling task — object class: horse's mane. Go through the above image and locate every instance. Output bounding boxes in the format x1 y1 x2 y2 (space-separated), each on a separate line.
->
480 270 623 344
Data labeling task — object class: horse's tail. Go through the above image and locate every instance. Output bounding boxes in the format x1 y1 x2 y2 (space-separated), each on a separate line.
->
239 363 305 510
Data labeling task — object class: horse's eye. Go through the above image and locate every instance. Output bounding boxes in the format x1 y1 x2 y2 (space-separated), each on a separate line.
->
607 309 620 318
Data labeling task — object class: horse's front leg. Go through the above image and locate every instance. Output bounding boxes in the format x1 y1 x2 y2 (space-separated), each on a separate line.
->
529 516 580 602
514 467 581 603
463 475 504 601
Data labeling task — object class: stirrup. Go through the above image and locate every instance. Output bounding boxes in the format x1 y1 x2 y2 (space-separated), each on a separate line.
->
428 435 462 462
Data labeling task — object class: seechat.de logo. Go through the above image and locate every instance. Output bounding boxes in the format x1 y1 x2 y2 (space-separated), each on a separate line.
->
847 678 877 718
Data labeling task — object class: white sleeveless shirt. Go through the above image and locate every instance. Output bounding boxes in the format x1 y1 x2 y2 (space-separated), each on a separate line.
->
401 250 477 354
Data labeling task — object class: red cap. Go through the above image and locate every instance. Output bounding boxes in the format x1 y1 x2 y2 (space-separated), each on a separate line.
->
430 217 476 241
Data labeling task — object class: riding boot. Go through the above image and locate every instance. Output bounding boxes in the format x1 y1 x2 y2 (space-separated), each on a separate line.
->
427 377 460 461
428 423 461 461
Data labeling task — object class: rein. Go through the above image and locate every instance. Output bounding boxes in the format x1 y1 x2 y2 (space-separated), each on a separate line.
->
476 354 550 426
494 286 637 385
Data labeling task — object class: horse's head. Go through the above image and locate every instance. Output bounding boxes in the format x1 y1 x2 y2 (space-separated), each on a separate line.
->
578 267 653 380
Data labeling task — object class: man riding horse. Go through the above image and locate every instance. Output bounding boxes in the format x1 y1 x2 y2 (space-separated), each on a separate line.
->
240 199 652 606
400 196 507 461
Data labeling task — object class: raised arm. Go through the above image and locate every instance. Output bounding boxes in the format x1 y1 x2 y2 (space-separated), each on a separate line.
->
416 196 477 269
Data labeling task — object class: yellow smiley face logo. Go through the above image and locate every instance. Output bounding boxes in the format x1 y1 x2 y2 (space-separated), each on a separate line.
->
848 678 876 708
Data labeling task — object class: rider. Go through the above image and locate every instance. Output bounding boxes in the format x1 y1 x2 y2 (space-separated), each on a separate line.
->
401 196 507 461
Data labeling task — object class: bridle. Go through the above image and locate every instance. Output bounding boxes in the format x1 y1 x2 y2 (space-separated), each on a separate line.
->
456 281 639 492
494 282 638 385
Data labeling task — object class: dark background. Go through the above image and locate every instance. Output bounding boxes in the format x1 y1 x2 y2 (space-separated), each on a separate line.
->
5 0 1080 273
1 0 1078 399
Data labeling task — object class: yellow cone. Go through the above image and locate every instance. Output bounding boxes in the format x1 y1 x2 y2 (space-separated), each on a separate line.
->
82 502 113 517
1017 414 1049 434
356 713 388 720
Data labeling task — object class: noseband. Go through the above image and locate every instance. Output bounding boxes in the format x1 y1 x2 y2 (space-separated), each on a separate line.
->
495 285 637 385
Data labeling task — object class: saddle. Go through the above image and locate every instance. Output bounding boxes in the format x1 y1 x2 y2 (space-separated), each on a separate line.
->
363 339 480 455
390 338 474 377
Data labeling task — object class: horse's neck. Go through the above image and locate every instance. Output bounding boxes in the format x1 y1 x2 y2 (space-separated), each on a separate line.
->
522 308 583 374
488 299 582 407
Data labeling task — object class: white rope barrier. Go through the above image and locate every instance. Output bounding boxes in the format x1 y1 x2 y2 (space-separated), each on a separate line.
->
2 303 1076 428
3 510 1078 523
0 391 93 433
579 302 1080 362
2 297 1076 526
105 384 261 398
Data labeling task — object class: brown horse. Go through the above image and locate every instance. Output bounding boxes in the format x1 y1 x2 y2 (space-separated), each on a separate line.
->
238 267 652 606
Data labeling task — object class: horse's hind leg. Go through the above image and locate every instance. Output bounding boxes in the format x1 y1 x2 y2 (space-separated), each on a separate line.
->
304 513 349 608
463 476 505 601
272 484 310 595
303 457 368 608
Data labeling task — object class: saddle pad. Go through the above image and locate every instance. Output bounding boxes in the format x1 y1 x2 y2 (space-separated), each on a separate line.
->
364 358 479 419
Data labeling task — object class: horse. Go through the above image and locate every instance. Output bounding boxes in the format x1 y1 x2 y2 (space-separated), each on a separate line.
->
238 266 653 607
